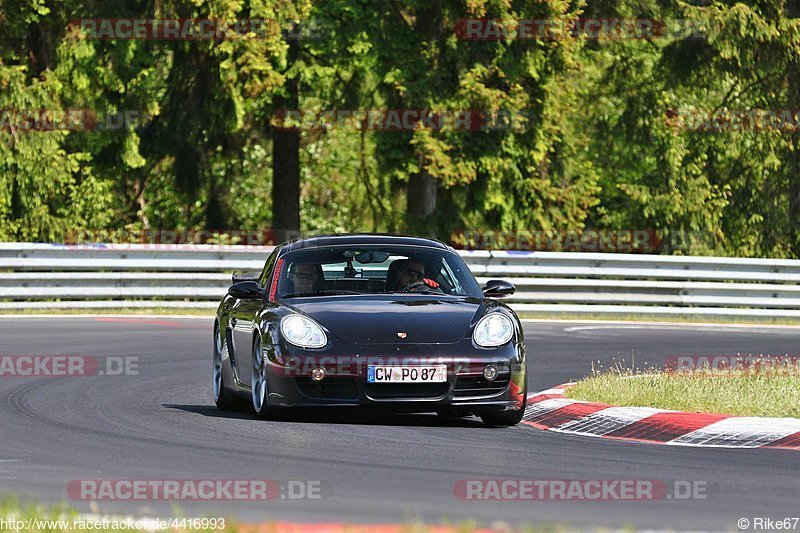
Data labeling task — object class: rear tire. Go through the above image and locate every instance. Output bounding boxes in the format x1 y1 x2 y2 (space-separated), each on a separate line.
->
213 324 235 410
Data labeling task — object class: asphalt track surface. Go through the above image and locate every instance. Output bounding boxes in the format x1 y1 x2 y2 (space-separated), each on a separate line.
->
1 317 798 531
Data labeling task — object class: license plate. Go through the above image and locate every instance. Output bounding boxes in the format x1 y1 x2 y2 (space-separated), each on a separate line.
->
367 365 447 383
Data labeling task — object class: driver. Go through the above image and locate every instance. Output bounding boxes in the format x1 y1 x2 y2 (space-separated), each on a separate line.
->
396 259 439 291
289 263 320 293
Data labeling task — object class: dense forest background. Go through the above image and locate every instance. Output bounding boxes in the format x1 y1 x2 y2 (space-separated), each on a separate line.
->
1 0 799 256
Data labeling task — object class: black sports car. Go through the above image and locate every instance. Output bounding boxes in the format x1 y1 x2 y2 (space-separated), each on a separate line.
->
212 234 527 426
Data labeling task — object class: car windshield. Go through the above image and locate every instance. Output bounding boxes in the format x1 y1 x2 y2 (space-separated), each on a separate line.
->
276 245 482 299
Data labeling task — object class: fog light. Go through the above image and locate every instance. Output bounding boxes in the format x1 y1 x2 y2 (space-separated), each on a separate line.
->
311 367 327 382
483 365 498 381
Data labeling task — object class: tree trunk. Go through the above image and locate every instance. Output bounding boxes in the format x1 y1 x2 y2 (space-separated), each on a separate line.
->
404 3 441 235
405 170 437 235
271 37 300 243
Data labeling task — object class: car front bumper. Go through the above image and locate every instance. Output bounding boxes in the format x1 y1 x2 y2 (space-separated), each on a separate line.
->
261 339 526 413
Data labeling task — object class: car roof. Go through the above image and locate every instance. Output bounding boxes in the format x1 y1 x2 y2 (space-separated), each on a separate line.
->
280 233 451 253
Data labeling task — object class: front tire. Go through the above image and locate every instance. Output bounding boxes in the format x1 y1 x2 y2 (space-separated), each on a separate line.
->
213 324 235 410
251 333 272 419
480 396 527 427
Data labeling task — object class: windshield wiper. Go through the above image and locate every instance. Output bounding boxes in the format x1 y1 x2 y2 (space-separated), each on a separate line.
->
281 290 363 298
383 290 445 295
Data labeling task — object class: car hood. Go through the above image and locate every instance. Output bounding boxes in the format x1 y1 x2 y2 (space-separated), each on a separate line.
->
285 295 485 344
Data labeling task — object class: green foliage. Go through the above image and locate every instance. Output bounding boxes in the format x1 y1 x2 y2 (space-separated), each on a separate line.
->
0 64 113 240
585 0 800 256
1 0 799 256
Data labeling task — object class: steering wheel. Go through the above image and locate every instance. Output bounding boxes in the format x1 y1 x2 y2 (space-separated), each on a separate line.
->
403 281 444 293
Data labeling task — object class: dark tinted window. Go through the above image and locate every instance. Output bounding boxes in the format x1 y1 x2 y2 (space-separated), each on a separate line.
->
276 245 481 298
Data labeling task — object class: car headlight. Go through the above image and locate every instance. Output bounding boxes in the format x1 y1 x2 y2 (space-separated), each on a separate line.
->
280 315 327 349
473 313 514 347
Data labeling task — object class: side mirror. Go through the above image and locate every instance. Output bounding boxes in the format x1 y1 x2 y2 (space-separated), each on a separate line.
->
482 279 515 298
228 281 264 299
232 271 260 284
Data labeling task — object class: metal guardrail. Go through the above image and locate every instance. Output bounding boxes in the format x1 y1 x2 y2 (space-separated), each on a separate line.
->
0 243 798 317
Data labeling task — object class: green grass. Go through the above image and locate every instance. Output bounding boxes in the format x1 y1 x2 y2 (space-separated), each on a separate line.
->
566 364 800 418
0 497 583 533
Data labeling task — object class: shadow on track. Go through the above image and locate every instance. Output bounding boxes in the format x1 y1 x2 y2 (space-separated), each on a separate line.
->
162 404 488 428
161 404 255 420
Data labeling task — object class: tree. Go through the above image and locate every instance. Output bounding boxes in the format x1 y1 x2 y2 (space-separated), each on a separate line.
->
361 0 600 238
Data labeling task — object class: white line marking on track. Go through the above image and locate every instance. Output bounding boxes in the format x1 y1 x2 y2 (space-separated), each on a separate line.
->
561 324 798 334
0 314 210 320
522 318 800 330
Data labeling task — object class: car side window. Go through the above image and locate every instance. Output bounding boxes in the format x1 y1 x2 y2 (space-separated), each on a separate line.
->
440 258 463 294
258 249 280 288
